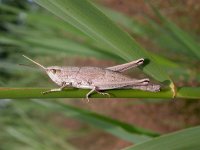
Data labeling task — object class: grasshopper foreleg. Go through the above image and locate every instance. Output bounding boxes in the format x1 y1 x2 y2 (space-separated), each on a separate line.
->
42 82 71 94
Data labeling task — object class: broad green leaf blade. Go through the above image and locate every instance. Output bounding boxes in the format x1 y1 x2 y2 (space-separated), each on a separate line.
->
124 126 200 150
97 5 149 36
95 6 180 69
34 0 174 90
35 100 159 143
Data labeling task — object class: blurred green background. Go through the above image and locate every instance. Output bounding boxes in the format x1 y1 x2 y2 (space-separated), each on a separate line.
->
0 0 200 149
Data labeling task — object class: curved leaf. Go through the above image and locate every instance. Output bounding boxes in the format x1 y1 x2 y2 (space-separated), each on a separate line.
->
34 0 174 93
124 126 200 150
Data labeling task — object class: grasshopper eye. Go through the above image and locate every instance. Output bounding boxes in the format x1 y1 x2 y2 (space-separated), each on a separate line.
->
51 69 56 74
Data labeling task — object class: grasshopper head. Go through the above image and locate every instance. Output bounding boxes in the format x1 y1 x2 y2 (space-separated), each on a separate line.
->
22 55 63 86
46 66 63 86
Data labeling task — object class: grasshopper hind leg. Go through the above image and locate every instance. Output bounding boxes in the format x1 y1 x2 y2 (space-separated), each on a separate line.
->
125 84 161 92
106 58 144 72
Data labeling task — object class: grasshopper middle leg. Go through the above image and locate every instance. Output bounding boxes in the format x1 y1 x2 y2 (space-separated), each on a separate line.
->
86 87 110 102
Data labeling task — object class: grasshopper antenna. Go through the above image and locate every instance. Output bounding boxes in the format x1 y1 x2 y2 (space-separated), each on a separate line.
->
22 55 46 69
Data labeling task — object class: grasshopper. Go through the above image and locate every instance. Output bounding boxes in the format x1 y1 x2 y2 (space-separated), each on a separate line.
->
23 55 160 101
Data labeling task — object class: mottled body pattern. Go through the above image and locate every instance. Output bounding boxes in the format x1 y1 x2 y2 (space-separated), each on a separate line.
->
23 55 160 101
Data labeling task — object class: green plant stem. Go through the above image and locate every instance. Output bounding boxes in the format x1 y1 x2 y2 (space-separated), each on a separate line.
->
0 87 199 99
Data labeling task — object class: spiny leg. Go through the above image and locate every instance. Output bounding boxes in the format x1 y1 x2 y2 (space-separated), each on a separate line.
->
42 82 70 94
128 84 161 92
95 78 150 90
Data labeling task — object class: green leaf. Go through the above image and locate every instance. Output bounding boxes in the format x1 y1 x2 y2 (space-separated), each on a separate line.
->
150 4 200 59
124 126 200 150
96 5 149 36
95 5 180 69
0 87 199 99
177 87 200 99
33 0 174 91
99 5 199 62
0 88 170 99
35 100 159 143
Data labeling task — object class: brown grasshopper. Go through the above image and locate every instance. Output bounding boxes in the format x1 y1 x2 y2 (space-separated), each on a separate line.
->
23 55 160 101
